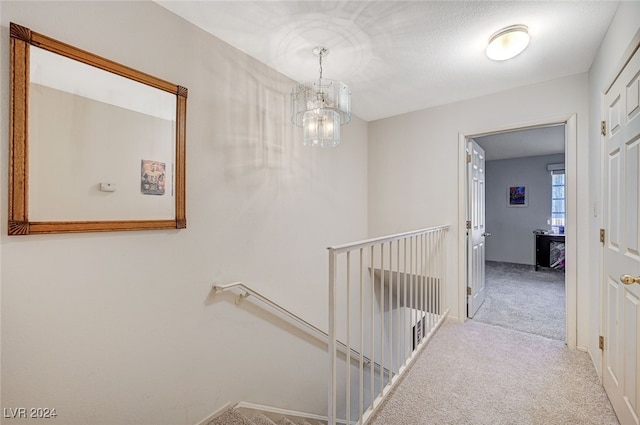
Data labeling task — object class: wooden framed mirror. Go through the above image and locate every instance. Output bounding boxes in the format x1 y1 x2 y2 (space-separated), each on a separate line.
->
9 23 187 235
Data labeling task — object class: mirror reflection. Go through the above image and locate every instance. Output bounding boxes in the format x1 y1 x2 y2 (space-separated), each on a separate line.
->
9 23 187 234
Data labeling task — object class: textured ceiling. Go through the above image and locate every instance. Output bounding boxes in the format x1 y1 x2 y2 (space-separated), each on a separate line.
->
155 0 619 122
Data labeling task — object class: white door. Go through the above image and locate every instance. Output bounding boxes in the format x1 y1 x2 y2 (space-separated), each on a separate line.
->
603 41 640 425
468 139 487 318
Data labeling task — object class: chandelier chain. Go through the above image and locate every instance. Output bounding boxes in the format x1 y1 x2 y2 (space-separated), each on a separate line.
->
318 48 327 99
318 48 325 81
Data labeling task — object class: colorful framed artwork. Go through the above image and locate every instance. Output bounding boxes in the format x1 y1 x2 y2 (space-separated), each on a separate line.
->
508 185 527 207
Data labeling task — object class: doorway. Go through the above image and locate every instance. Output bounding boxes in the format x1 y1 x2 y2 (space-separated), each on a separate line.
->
473 126 566 339
458 116 578 348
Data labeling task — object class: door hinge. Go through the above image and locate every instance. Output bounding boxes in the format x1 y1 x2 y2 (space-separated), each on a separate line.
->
601 121 607 136
467 287 472 296
466 154 471 163
600 229 605 244
599 335 605 350
466 220 471 230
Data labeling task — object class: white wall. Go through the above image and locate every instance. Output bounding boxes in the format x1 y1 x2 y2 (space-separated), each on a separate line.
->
29 85 176 221
485 153 565 265
0 2 368 424
587 2 640 376
368 73 589 344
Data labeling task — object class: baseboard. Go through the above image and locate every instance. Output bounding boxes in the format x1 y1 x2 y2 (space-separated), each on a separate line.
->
585 346 604 383
194 402 232 425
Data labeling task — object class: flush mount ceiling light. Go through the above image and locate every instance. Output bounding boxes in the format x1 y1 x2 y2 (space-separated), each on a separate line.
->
291 46 351 148
486 25 530 61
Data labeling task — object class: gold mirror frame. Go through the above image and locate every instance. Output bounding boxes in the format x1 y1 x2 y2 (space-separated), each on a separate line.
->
9 23 187 235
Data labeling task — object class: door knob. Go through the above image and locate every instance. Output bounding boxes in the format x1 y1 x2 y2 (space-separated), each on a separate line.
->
482 232 492 237
620 274 640 285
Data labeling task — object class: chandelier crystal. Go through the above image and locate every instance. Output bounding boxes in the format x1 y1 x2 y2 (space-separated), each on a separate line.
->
291 47 351 147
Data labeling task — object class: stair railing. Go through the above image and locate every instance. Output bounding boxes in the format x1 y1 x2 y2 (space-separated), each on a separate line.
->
328 225 450 425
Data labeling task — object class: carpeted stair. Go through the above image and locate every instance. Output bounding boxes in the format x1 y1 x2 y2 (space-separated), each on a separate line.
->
206 407 326 425
250 413 278 425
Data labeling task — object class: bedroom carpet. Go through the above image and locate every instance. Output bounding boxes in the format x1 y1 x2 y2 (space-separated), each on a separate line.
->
471 261 565 340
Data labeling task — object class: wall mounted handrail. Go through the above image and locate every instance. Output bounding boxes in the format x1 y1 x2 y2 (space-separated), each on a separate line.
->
213 281 325 339
212 281 386 372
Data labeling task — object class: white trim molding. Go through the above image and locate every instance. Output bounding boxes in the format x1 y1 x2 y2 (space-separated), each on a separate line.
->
458 114 578 349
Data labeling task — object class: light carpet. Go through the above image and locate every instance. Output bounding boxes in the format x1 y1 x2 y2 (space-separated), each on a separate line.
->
472 261 565 340
369 320 618 425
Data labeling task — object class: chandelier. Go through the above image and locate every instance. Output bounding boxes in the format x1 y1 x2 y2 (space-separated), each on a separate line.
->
291 47 351 147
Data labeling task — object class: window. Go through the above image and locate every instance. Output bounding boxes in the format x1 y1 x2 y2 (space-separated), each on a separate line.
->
551 172 565 229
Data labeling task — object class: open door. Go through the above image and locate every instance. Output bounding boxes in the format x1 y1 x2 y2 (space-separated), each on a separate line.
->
602 40 640 425
467 139 487 318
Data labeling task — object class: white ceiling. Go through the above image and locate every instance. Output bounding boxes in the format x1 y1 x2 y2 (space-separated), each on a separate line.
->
474 125 565 161
155 0 619 122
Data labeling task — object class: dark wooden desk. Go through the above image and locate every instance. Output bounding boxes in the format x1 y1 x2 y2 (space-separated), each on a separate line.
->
535 234 565 270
